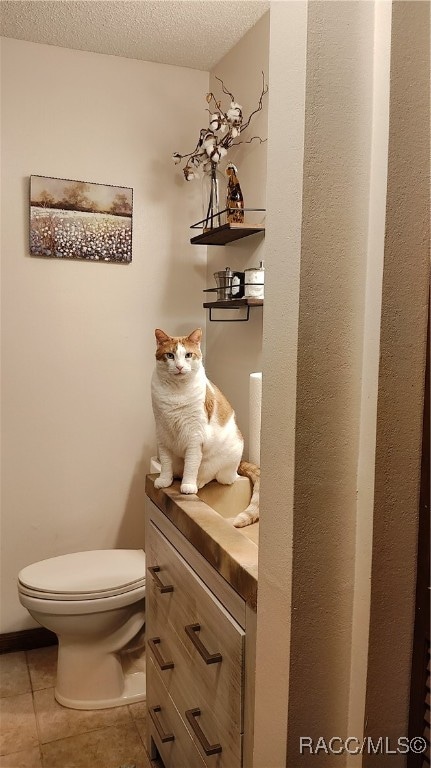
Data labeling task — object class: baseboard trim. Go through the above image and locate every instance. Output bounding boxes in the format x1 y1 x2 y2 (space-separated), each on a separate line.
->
0 627 57 654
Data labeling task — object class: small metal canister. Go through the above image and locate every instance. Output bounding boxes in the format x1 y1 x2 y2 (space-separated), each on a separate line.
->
213 267 245 300
244 261 264 299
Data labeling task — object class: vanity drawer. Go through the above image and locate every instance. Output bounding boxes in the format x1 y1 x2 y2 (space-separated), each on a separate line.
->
147 522 244 682
147 656 205 768
147 521 244 767
147 616 243 768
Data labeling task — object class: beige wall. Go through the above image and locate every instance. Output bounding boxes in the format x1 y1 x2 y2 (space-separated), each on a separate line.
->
364 2 430 763
253 3 308 765
0 38 207 632
255 1 429 767
205 13 269 457
255 2 375 765
347 0 392 748
287 2 374 761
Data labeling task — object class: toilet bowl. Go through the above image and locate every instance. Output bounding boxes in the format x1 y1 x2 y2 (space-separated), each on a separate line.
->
18 549 146 710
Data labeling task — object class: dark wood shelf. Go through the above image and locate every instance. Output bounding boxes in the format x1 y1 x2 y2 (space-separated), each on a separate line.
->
203 297 263 321
203 298 263 309
191 224 265 246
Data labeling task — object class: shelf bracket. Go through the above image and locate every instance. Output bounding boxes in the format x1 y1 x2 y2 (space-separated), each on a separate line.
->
208 305 251 322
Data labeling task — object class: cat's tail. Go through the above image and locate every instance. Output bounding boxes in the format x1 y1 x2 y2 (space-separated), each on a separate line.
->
234 461 260 528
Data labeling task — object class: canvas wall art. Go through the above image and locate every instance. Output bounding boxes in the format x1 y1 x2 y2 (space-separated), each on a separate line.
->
30 176 133 263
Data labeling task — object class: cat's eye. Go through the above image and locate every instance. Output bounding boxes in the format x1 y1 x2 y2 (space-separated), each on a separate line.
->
165 352 174 359
185 352 193 358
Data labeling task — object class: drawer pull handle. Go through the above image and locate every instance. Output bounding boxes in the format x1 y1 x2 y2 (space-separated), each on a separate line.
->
148 637 174 670
149 705 175 743
184 623 222 665
148 565 174 593
185 708 222 756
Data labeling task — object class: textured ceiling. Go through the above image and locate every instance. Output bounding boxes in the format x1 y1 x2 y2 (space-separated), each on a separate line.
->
0 0 269 71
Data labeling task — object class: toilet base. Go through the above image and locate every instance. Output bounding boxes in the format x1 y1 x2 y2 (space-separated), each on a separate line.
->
55 669 146 710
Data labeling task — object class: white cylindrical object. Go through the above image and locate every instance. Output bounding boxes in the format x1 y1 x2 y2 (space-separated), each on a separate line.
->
249 372 262 465
244 263 264 299
150 456 161 473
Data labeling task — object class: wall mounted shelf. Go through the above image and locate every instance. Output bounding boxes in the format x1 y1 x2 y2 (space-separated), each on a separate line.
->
203 298 263 322
191 224 265 246
194 207 266 320
190 208 265 246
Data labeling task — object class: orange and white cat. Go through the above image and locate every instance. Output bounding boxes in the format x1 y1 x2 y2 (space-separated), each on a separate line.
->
151 328 259 527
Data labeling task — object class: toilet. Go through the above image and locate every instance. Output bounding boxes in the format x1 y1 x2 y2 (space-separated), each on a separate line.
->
18 549 146 710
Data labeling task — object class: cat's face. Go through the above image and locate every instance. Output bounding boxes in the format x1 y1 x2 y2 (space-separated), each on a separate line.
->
154 328 202 380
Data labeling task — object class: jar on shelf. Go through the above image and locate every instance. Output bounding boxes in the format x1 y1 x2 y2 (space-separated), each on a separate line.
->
244 261 265 299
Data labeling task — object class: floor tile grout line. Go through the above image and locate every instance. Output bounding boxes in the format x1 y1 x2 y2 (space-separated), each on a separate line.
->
26 650 46 751
1 649 154 767
0 650 31 699
130 713 147 751
0 654 41 761
34 707 138 748
0 682 55 699
24 649 33 692
26 644 138 748
37 720 154 767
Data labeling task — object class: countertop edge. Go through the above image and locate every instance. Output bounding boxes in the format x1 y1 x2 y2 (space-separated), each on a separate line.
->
145 475 258 611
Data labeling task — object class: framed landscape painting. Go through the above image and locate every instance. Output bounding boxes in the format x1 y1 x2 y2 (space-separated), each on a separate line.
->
29 176 133 263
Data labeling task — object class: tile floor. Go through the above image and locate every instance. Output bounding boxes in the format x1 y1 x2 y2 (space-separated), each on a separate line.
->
0 646 163 768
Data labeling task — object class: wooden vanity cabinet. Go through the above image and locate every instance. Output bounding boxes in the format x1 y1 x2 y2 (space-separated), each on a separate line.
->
145 499 256 768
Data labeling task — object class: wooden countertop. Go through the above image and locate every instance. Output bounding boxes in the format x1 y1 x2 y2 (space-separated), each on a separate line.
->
145 474 258 611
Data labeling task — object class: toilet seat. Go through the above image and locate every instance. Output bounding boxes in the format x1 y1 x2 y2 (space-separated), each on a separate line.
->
18 549 146 601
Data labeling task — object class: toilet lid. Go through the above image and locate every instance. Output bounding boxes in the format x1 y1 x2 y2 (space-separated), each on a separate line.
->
18 550 146 600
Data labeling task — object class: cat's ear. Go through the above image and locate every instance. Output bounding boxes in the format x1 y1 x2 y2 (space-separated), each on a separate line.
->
155 329 170 346
187 329 202 345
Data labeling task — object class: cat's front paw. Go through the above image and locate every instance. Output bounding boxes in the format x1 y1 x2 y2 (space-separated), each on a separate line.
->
154 475 173 489
180 482 198 495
